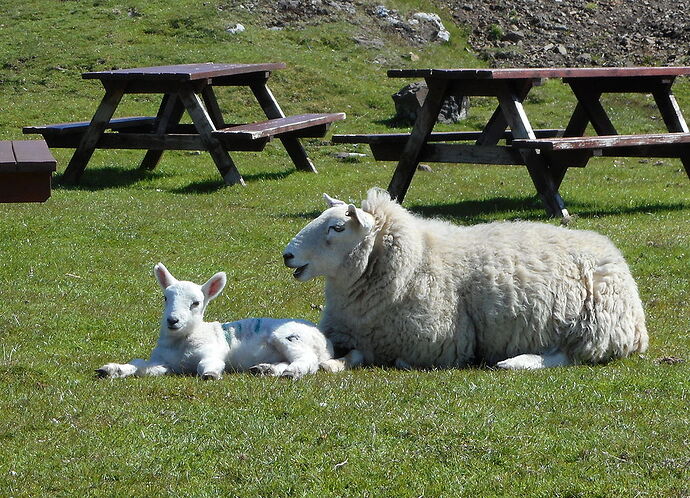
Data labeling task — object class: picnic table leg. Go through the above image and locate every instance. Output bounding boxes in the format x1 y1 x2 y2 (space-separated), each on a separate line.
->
568 85 617 135
497 85 568 218
201 87 226 129
387 78 449 203
250 82 318 173
139 93 186 170
61 85 125 184
177 86 245 186
476 80 534 145
653 83 690 178
551 101 593 188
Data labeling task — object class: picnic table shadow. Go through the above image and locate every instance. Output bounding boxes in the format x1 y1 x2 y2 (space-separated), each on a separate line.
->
53 166 294 193
409 196 688 224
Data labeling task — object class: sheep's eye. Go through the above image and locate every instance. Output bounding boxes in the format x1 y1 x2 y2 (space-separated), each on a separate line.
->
191 301 200 308
329 224 345 233
163 296 167 302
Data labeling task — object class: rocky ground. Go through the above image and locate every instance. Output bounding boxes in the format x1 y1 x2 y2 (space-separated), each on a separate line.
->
448 0 690 67
233 0 690 67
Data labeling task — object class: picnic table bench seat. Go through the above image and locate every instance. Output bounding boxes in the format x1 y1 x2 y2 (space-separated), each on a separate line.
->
332 129 565 145
213 113 345 143
0 140 57 203
511 132 690 151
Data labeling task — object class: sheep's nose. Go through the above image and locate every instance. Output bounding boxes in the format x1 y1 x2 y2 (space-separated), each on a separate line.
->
283 252 294 264
167 317 179 328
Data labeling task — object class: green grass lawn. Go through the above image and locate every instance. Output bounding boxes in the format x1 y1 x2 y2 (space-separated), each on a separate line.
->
1 1 689 495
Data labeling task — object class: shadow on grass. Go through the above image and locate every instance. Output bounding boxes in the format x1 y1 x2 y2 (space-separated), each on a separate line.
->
54 166 295 194
54 166 165 191
411 196 689 224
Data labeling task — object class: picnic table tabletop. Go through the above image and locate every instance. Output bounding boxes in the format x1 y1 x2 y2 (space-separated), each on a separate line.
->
83 62 287 82
387 66 690 80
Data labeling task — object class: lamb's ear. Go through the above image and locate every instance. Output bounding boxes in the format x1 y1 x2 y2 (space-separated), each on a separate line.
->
202 272 226 302
154 263 177 290
323 193 346 207
346 204 373 230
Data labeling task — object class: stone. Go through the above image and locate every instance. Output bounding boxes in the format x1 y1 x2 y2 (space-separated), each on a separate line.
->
392 82 469 124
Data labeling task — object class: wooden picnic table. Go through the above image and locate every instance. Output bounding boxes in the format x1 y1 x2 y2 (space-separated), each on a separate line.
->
333 66 690 217
24 63 345 185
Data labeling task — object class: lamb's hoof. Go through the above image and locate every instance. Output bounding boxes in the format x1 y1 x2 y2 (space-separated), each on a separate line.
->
249 364 275 376
201 372 222 380
280 369 303 380
95 368 109 378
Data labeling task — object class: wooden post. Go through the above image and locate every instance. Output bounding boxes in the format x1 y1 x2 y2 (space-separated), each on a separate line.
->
387 78 449 203
139 93 186 170
177 85 245 186
250 81 317 173
653 81 690 178
61 84 125 184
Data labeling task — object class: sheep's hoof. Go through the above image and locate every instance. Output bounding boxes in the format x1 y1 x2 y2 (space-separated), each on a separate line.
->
280 369 302 380
201 372 221 380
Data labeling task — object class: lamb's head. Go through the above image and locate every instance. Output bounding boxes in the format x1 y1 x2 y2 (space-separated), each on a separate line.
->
153 263 226 334
283 193 376 282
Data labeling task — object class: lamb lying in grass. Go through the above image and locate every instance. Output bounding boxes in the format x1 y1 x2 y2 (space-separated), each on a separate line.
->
96 263 333 380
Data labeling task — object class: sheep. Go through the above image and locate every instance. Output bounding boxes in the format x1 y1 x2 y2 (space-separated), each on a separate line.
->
283 188 649 370
96 263 333 380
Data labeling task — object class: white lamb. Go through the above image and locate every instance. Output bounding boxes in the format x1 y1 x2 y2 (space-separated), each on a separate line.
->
283 188 648 370
96 263 333 379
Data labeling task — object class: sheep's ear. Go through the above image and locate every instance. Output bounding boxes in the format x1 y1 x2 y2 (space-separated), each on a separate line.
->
202 272 226 302
346 203 372 229
323 193 346 207
154 263 177 290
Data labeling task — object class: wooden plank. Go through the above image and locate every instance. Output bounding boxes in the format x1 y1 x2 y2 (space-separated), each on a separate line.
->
0 141 16 171
24 116 156 136
215 113 345 140
512 133 690 150
388 67 690 80
331 129 564 145
370 143 523 164
0 172 52 203
83 63 287 82
12 140 57 172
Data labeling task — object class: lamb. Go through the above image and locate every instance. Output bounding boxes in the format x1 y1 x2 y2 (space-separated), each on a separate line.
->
283 188 648 370
96 263 333 379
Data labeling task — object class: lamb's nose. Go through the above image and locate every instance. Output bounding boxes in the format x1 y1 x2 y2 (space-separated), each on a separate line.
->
167 317 179 328
283 252 294 264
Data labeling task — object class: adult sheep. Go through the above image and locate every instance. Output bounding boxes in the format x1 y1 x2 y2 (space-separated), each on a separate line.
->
283 188 648 370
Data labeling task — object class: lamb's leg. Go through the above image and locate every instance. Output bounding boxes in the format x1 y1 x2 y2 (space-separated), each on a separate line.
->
96 358 171 378
319 349 364 373
495 350 571 370
197 357 226 380
249 362 289 376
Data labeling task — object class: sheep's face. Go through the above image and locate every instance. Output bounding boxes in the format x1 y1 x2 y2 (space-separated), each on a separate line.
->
154 263 226 335
283 194 375 281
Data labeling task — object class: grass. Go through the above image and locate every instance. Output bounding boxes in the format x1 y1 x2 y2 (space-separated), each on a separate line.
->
1 0 689 495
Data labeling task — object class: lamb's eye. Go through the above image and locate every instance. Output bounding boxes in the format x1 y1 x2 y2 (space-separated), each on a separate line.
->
329 224 345 233
191 301 200 309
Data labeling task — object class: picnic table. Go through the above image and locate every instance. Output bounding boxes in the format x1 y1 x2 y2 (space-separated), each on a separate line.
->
333 66 690 217
24 63 345 185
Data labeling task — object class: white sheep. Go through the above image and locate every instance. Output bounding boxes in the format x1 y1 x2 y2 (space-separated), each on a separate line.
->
96 263 333 379
283 188 649 370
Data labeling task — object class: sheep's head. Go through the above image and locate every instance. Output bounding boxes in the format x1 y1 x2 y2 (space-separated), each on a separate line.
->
153 263 226 334
283 193 376 282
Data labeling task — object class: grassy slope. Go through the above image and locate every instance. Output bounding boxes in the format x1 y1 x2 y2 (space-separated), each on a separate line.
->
1 0 688 495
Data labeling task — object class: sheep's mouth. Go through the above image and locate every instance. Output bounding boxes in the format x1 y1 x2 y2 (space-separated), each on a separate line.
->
293 264 308 278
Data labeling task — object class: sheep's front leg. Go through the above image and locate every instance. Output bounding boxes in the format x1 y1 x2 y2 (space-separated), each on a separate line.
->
495 350 571 370
96 359 171 378
320 349 364 373
197 357 226 380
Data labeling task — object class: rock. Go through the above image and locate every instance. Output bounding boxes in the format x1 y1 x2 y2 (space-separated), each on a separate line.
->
392 82 469 124
226 23 245 34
